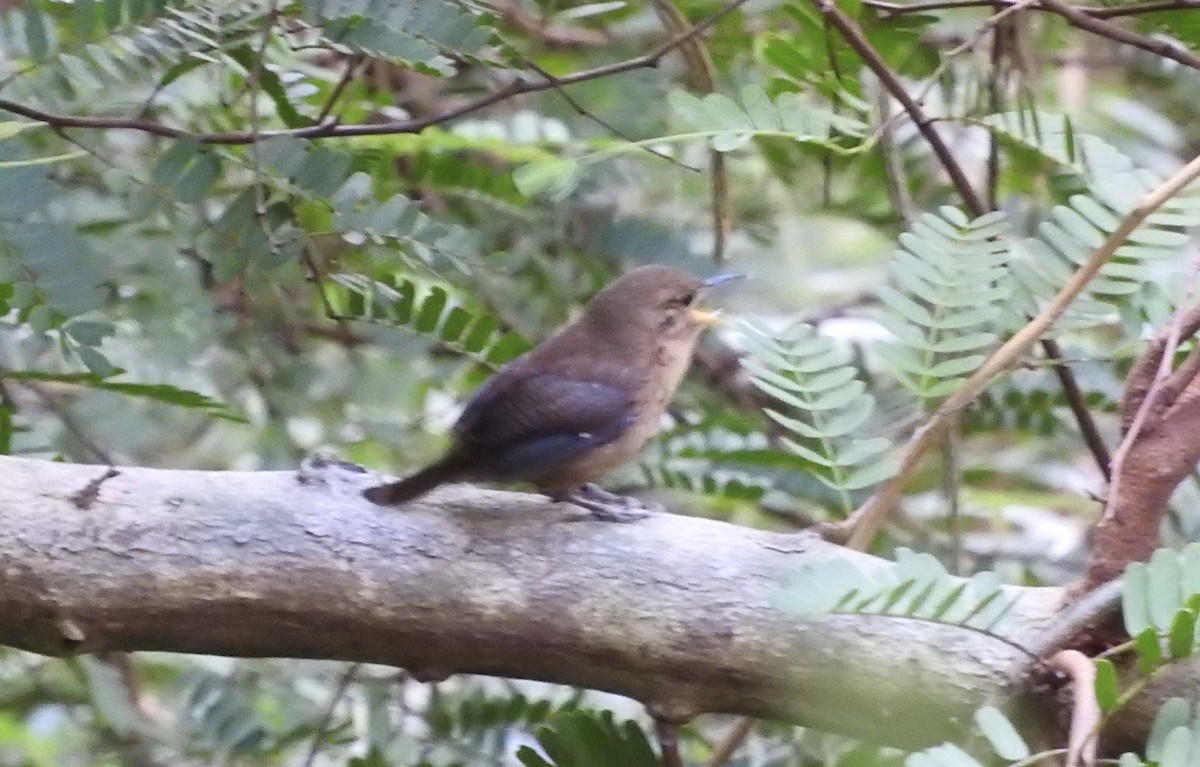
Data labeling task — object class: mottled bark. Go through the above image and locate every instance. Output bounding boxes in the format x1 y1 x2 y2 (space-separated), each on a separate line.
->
1088 304 1200 588
0 455 1190 751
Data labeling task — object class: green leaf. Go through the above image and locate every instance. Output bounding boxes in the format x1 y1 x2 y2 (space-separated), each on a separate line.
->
974 706 1029 760
1168 609 1196 659
0 371 243 421
1159 727 1193 767
75 345 116 377
519 711 658 767
1124 562 1152 636
65 320 115 346
1183 543 1200 602
1118 753 1145 767
173 152 221 203
1094 658 1119 712
1147 548 1184 629
23 5 50 59
224 45 310 129
0 151 87 169
1148 699 1194 762
0 122 42 142
1136 627 1163 673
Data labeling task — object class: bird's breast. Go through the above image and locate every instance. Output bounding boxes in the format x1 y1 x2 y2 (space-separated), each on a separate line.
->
532 338 696 491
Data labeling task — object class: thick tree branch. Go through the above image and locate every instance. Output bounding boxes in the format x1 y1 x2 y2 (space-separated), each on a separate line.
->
1084 301 1200 588
0 455 1191 752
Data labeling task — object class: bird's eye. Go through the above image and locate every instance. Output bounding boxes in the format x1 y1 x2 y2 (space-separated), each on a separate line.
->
670 291 696 307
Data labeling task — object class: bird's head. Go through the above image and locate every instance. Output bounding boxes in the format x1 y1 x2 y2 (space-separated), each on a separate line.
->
584 265 741 344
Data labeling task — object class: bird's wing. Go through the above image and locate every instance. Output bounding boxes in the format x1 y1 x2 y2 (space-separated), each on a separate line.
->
453 369 635 481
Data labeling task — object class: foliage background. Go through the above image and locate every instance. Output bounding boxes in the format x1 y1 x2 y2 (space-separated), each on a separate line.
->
1 0 1200 764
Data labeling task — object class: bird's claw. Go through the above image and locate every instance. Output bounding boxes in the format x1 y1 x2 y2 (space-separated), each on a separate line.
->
557 484 661 522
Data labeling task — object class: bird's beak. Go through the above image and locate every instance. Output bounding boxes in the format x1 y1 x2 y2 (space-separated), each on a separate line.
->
690 273 743 325
703 273 745 289
689 307 724 326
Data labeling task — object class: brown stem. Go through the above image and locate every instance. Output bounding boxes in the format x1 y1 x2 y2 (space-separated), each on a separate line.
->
0 0 751 144
655 718 685 767
865 0 1200 18
1037 0 1200 72
703 717 756 767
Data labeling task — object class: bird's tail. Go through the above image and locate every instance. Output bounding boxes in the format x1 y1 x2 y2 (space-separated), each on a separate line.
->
363 454 468 506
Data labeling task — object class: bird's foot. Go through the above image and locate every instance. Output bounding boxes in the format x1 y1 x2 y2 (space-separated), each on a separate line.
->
555 484 662 523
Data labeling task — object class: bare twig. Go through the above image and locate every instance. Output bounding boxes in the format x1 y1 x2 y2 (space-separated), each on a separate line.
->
1047 335 1113 480
941 418 965 574
651 0 732 263
486 0 609 48
876 88 916 224
16 380 113 464
522 57 688 168
248 1 279 253
865 0 1200 18
301 663 360 767
986 7 1010 210
703 717 755 767
1037 0 1200 72
813 0 987 215
316 55 365 124
1047 650 1099 767
0 0 751 144
824 152 1200 549
655 718 685 767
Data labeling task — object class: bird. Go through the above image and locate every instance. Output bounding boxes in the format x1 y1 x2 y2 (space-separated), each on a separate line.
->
363 264 741 521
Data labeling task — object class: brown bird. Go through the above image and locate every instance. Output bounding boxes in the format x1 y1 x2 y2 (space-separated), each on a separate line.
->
363 264 739 521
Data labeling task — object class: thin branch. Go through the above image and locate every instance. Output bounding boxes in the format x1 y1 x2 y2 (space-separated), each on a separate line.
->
17 380 113 464
522 57 690 168
1081 0 1200 17
941 418 965 574
485 0 609 48
248 1 279 253
823 151 1200 549
875 87 916 225
300 244 350 338
900 0 1039 124
655 718 685 767
315 55 365 124
703 717 755 767
651 0 731 263
865 0 1200 18
1037 0 1200 71
812 0 988 215
985 6 1009 211
302 663 360 767
1046 336 1113 480
0 0 751 145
